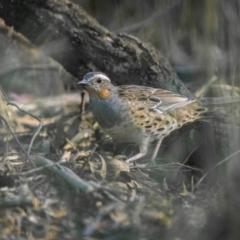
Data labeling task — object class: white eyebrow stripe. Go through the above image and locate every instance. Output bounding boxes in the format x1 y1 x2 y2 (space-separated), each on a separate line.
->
90 73 110 81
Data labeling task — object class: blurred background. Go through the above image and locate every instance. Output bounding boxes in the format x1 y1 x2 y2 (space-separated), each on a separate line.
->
2 0 240 99
75 0 240 95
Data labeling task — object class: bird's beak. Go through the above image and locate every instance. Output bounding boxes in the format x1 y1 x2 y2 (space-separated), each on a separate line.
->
78 79 89 85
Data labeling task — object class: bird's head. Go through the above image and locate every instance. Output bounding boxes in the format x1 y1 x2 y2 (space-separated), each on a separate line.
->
78 72 114 100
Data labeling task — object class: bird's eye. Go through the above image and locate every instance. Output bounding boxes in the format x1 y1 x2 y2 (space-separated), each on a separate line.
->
96 78 102 84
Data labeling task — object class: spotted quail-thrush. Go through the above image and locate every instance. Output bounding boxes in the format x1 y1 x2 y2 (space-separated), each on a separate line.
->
78 72 207 164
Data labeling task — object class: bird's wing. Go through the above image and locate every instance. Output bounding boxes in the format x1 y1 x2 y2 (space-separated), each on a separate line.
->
118 85 196 113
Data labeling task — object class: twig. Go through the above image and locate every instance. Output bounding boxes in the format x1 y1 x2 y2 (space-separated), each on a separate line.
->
3 129 10 164
88 181 126 202
27 118 44 155
169 145 200 184
136 168 163 194
9 159 66 177
0 115 28 157
196 150 240 187
79 144 99 175
0 86 44 159
102 190 123 203
0 86 42 122
65 138 77 150
182 145 201 165
195 75 218 98
131 161 203 173
0 196 37 208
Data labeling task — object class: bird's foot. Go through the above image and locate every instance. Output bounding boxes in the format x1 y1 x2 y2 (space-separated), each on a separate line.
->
130 159 156 168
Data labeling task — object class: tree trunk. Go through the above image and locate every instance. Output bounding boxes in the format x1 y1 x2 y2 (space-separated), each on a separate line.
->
0 0 194 98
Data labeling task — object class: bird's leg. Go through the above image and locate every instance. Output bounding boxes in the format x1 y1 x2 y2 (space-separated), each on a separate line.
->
125 143 148 163
125 151 147 163
127 138 163 167
150 137 163 165
125 137 163 166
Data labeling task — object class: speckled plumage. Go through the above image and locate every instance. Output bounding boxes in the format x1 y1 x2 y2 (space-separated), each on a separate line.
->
78 72 207 164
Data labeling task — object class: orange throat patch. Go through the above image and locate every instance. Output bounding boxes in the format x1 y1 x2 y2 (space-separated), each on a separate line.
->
97 88 111 99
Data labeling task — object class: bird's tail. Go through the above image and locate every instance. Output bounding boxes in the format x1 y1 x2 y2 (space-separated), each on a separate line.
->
199 96 240 106
197 96 240 125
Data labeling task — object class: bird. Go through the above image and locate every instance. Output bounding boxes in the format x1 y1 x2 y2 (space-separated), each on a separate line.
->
78 72 208 165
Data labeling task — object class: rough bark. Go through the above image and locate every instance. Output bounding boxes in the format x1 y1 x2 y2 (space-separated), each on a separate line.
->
0 0 194 98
